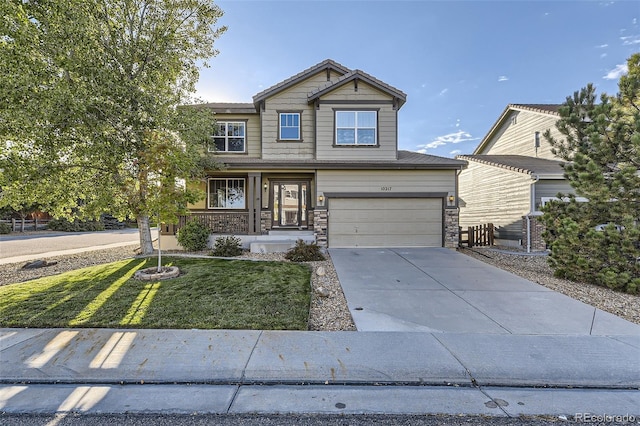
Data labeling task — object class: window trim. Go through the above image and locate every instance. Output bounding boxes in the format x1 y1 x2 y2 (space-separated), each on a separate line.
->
209 120 247 153
334 109 379 146
277 111 303 142
207 177 246 210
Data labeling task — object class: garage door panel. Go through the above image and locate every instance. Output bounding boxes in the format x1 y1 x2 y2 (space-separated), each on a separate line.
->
329 198 443 248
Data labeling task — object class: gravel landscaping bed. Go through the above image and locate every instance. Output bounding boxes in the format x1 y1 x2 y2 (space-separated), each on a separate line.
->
2 244 638 330
459 247 640 325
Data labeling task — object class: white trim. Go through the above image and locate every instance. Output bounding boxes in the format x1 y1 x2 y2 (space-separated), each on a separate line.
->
335 111 377 145
209 121 246 153
279 113 301 140
207 178 246 209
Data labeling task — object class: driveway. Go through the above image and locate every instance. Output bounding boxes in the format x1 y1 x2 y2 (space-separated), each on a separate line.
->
330 247 640 335
0 228 157 265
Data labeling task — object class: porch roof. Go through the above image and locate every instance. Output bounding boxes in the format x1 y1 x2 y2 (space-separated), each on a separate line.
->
215 150 466 170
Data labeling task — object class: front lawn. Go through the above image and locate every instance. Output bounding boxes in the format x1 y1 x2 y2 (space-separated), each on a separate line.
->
0 257 311 330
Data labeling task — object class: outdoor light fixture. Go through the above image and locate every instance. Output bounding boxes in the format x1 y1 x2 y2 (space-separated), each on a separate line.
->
318 194 324 203
263 182 268 191
448 195 455 204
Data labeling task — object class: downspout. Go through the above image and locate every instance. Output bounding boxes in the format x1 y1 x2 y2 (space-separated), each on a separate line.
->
527 174 540 253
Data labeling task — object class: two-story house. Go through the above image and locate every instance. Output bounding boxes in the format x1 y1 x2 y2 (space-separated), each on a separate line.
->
162 59 466 251
457 104 575 251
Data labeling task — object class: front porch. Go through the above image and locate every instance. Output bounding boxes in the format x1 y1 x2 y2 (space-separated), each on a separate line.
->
159 210 325 252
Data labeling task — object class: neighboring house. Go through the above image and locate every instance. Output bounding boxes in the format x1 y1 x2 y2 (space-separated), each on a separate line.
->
162 59 466 251
457 104 574 251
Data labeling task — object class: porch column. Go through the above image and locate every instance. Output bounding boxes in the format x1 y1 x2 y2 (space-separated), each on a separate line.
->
248 172 262 234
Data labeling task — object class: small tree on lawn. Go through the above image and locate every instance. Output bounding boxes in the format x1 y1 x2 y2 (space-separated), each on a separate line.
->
540 53 640 293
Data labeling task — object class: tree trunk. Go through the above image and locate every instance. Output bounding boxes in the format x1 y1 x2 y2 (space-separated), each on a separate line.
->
137 215 155 255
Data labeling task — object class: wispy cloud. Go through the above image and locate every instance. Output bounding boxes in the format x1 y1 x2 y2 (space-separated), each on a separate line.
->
595 43 609 48
415 130 480 153
620 35 640 45
603 63 629 80
600 53 608 58
438 88 449 96
498 76 509 82
449 149 462 156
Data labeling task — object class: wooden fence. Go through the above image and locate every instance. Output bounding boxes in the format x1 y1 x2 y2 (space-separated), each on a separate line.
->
459 223 494 248
0 219 50 232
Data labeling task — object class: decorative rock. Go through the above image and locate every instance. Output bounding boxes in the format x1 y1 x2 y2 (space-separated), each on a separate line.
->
134 266 180 281
316 286 330 298
316 266 326 276
21 260 58 270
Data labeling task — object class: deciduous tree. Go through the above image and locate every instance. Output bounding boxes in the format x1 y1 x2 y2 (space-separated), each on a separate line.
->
0 0 226 253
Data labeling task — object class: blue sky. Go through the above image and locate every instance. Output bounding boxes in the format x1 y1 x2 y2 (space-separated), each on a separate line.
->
195 0 640 158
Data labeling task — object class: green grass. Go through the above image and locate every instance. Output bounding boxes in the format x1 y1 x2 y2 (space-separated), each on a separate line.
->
0 257 311 330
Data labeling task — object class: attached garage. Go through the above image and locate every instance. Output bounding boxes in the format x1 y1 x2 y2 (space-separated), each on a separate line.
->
328 197 443 248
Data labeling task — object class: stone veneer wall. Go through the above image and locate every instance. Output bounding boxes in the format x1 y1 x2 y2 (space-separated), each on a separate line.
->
260 211 272 234
444 207 459 249
522 214 546 251
313 209 328 247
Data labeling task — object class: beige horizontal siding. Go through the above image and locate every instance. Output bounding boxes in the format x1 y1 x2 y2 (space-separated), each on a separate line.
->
535 179 574 208
261 71 343 159
458 161 531 240
211 113 261 158
480 110 561 160
316 101 397 160
317 170 455 194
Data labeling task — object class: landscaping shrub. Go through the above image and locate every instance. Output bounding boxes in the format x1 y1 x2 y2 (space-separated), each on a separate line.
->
210 235 243 257
285 239 325 262
0 222 11 234
47 218 105 232
176 220 210 251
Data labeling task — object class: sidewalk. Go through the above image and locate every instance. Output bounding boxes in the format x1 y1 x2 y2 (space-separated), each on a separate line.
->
1 328 639 416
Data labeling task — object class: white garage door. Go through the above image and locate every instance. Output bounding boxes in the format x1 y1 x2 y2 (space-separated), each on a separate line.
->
328 198 443 248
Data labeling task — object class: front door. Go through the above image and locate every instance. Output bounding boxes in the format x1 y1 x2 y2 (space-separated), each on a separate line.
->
272 181 308 228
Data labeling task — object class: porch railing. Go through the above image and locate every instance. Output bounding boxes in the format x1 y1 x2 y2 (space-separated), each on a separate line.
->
161 212 249 235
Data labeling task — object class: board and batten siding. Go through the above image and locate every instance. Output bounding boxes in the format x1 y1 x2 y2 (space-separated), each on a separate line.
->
479 110 561 160
458 161 532 240
260 70 344 160
212 113 261 158
317 170 455 194
316 82 397 161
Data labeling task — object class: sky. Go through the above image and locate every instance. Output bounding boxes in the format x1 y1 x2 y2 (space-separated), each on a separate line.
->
194 0 640 158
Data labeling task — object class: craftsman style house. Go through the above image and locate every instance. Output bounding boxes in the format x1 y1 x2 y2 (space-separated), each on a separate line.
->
162 59 466 251
457 104 575 251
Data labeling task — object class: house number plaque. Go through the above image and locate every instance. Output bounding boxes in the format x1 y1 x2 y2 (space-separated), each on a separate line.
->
381 186 392 191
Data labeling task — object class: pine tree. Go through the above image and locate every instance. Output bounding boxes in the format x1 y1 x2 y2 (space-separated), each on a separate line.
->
541 54 640 293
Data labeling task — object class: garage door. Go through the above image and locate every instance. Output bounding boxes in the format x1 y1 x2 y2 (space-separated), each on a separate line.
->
328 198 443 248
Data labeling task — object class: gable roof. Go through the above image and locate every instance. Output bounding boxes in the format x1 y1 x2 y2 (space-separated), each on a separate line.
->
218 150 466 171
457 155 564 178
473 103 561 154
252 59 351 105
198 102 256 114
308 69 407 109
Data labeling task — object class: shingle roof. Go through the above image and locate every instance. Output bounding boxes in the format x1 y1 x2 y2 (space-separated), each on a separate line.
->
215 150 466 170
252 59 351 104
199 103 257 114
457 155 565 177
509 104 561 115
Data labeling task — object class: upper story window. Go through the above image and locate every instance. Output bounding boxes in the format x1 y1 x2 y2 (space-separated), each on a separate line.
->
210 121 245 152
335 111 377 145
279 112 301 141
208 178 245 209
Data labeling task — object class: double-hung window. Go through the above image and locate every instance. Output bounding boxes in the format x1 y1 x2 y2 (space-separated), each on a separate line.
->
210 121 245 152
208 178 246 209
279 112 301 141
335 111 377 145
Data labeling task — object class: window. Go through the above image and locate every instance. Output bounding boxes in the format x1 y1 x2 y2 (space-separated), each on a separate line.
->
210 122 245 152
335 111 377 145
279 113 300 140
208 178 245 209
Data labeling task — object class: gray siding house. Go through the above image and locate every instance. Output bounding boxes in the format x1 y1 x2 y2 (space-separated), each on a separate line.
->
457 104 574 251
162 59 466 251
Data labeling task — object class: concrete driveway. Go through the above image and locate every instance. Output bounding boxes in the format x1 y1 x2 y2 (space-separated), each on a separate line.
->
330 247 640 335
